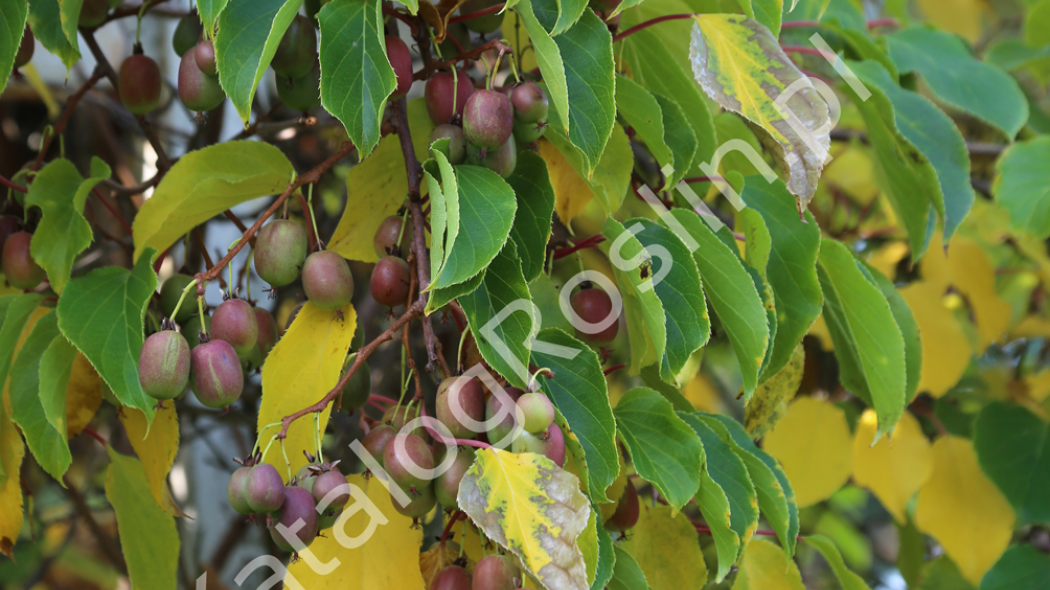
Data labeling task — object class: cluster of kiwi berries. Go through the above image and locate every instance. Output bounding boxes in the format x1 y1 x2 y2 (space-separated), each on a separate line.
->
432 552 523 590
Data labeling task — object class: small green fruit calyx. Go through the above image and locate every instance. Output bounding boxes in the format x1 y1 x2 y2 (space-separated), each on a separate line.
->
302 250 355 310
138 320 191 401
254 218 308 287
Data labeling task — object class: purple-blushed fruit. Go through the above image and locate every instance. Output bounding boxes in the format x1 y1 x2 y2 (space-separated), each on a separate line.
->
570 287 619 343
0 216 21 247
228 466 252 514
78 0 109 26
172 13 203 57
511 423 565 467
255 307 279 357
340 361 371 412
463 89 513 151
435 377 485 439
485 387 523 448
430 124 466 164
512 117 546 145
604 480 639 532
245 463 286 513
211 298 259 358
362 424 396 467
370 256 411 307
473 554 521 590
435 447 475 510
190 338 244 408
2 231 45 289
458 0 502 33
254 218 308 287
269 485 319 551
194 39 217 76
432 564 473 590
271 15 317 79
387 35 413 100
510 82 548 123
14 27 34 69
179 48 226 111
139 329 191 400
275 60 320 112
383 433 434 491
302 251 354 311
392 482 437 519
159 274 195 323
425 70 475 125
373 215 411 258
312 469 350 510
467 133 516 178
545 423 566 467
516 393 555 435
118 53 162 114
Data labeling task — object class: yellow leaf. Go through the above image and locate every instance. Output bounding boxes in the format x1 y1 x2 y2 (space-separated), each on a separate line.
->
622 503 708 590
900 281 972 398
917 0 988 42
762 397 853 508
420 540 473 588
65 352 102 438
745 344 805 438
0 400 24 559
732 538 805 590
458 448 591 590
822 147 879 204
1011 315 1050 340
683 371 726 413
852 409 932 523
119 400 185 517
866 241 909 282
285 474 425 589
915 436 1015 585
258 302 356 478
1026 371 1050 403
538 138 596 225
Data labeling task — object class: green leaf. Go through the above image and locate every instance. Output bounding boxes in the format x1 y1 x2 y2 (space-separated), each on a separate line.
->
804 535 869 590
197 0 229 32
993 136 1050 239
859 262 922 404
506 152 556 282
591 520 616 590
531 328 619 503
615 75 673 180
318 0 397 158
458 241 533 389
26 157 109 294
515 0 569 134
690 14 831 207
544 122 633 217
737 0 783 37
980 545 1050 590
8 311 70 481
27 0 79 71
631 219 709 384
973 402 1050 524
608 545 648 590
105 449 179 590
614 388 703 510
639 365 694 413
741 180 822 381
886 28 1028 138
531 0 588 36
0 1 28 93
132 141 294 262
653 94 699 189
743 344 805 439
430 165 517 290
601 218 666 374
215 0 303 123
38 335 78 446
0 294 44 393
668 209 768 398
427 269 485 315
530 274 576 335
817 238 906 441
918 556 975 590
57 249 159 422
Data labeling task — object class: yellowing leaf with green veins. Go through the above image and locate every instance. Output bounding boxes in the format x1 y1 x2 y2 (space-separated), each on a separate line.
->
457 448 591 590
732 538 806 590
119 402 186 517
899 281 972 398
0 400 24 559
852 409 932 523
744 344 804 438
763 397 852 508
690 15 831 207
286 474 426 589
257 303 356 477
621 503 708 590
916 436 1015 586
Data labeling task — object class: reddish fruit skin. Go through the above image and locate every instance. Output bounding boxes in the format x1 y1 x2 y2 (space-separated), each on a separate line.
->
269 485 319 551
383 433 434 491
139 330 191 400
118 54 162 114
430 124 466 164
246 463 286 513
467 133 516 178
373 215 411 258
254 219 308 287
516 393 555 434
228 466 253 514
544 422 566 467
312 469 350 509
271 15 317 79
211 298 259 358
435 447 475 510
511 424 565 467
425 71 475 124
436 377 486 439
190 339 243 408
485 387 524 448
254 307 279 356
570 288 619 343
2 231 45 289
432 565 473 590
194 39 217 76
178 49 226 111
510 82 548 123
458 0 502 33
386 35 413 100
14 27 34 68
78 0 109 26
473 554 521 590
463 89 514 151
370 256 411 307
302 251 355 310
362 424 396 467
604 480 639 532
0 216 21 246
391 483 437 518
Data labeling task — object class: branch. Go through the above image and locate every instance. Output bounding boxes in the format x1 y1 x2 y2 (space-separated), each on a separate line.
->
99 172 162 198
0 174 27 193
612 13 694 43
448 2 506 24
59 476 128 575
552 234 606 261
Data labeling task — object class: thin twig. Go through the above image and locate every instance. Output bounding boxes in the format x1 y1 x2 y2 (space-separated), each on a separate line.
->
448 3 506 23
59 476 128 575
612 13 694 43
